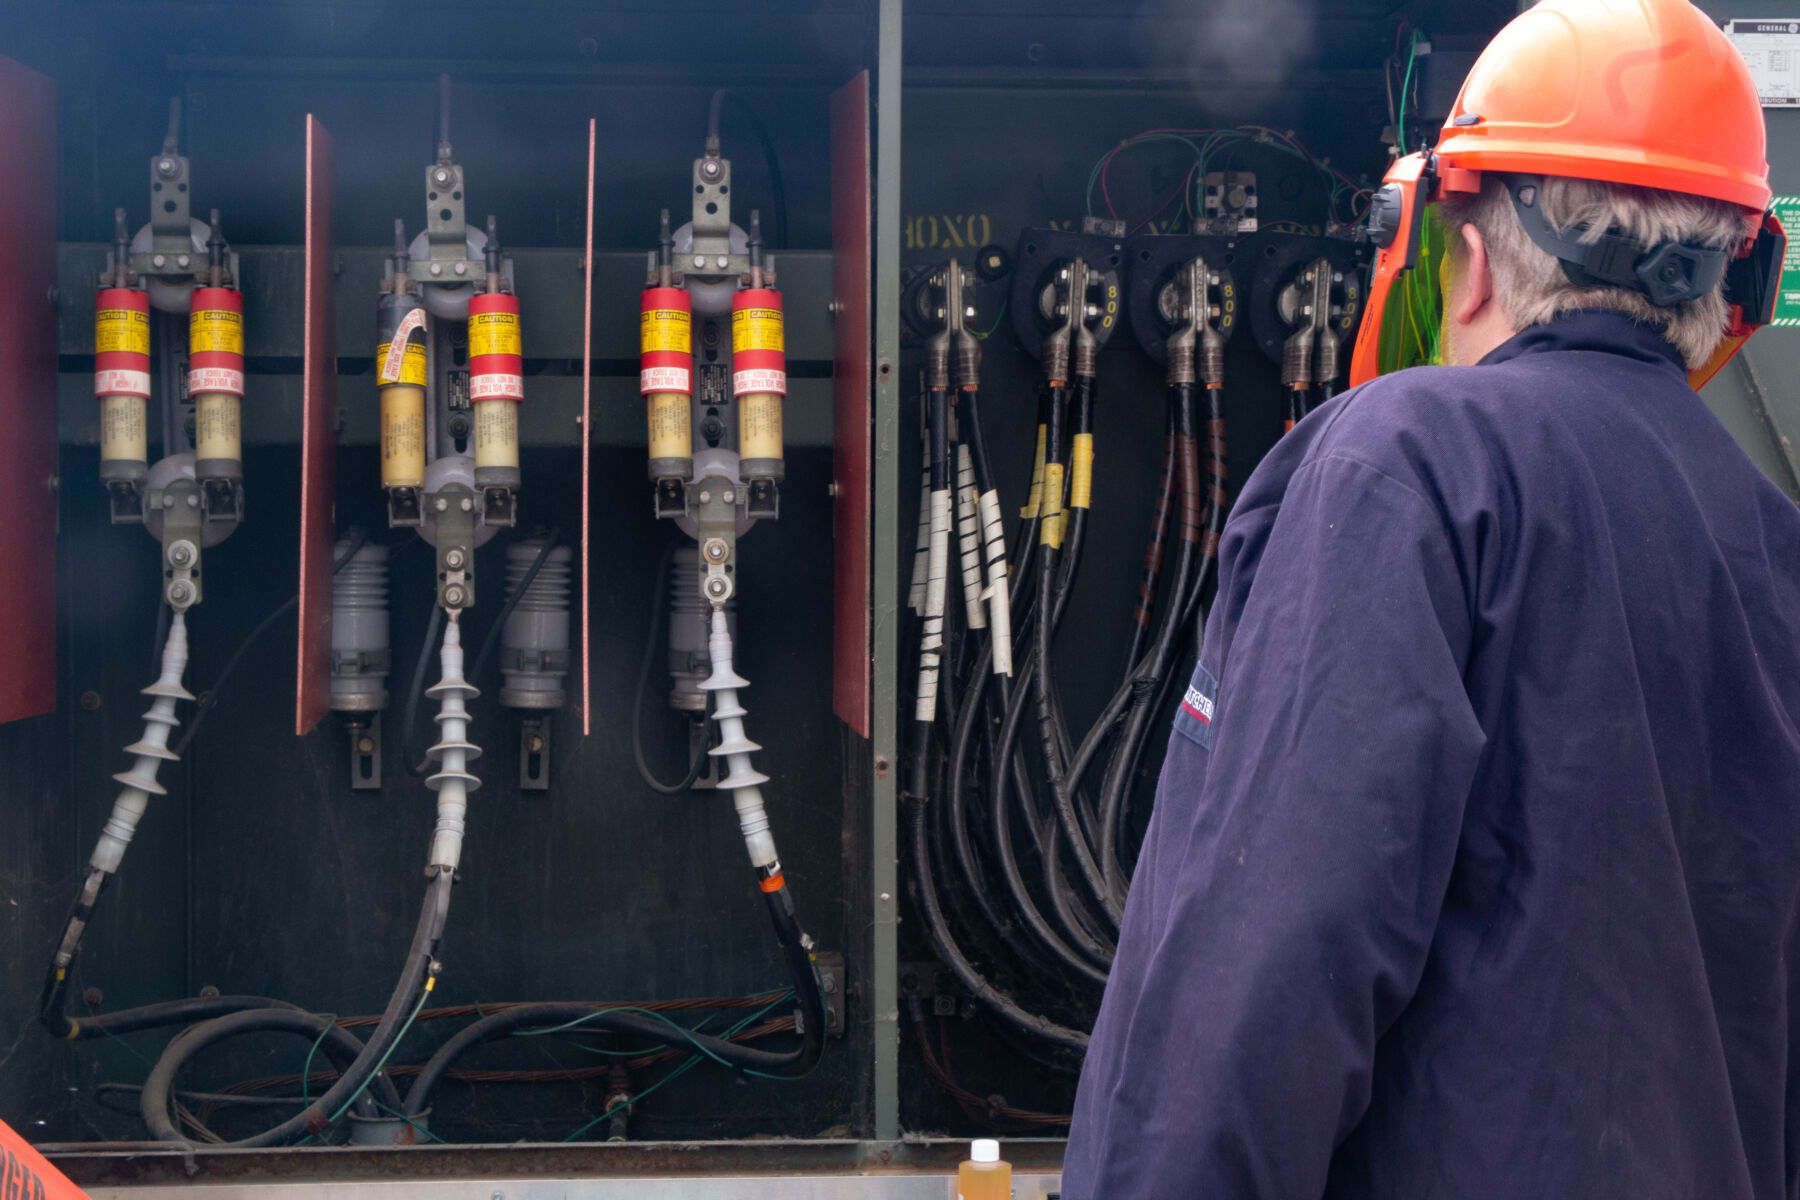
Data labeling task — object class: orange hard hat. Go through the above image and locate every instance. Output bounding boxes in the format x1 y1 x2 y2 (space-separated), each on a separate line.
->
1435 0 1771 213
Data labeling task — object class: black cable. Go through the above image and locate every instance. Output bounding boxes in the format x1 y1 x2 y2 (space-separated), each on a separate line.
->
140 1007 397 1142
907 798 1089 1052
403 885 824 1118
142 869 453 1147
907 381 953 803
704 90 788 250
469 528 561 691
633 542 710 794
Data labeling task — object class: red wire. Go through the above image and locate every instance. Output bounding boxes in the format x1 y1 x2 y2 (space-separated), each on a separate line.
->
1128 164 1197 237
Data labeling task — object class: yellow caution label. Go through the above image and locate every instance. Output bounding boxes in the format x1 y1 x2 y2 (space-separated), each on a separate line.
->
640 307 692 354
99 394 147 464
96 306 150 356
647 393 693 461
1020 424 1047 518
469 308 522 358
740 393 783 460
1071 433 1094 509
1040 462 1066 548
190 307 243 355
195 393 241 464
731 306 785 353
473 398 519 470
377 340 428 387
381 385 426 488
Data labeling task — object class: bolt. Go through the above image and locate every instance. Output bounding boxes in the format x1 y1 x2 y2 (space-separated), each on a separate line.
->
163 494 176 508
198 984 221 998
444 584 466 607
435 497 449 512
168 580 195 605
444 548 466 569
434 167 453 187
828 481 841 497
454 262 467 276
82 987 104 1008
694 254 706 270
879 892 891 902
177 254 190 269
828 299 840 315
698 489 711 504
167 542 194 566
528 735 544 753
186 493 199 507
430 263 443 276
700 158 722 180
716 255 729 269
705 577 731 599
152 254 166 269
460 497 473 512
722 488 735 504
79 691 101 711
703 538 729 562
875 755 891 778
358 737 375 754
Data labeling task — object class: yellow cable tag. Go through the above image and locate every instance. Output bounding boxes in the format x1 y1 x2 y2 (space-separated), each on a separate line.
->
1040 462 1066 548
1071 433 1094 510
1020 424 1047 518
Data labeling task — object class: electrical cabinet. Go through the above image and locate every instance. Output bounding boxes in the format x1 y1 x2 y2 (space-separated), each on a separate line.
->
0 1 1796 1194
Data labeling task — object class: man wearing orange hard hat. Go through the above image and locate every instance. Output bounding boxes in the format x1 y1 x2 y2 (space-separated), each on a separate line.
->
1064 2 1800 1197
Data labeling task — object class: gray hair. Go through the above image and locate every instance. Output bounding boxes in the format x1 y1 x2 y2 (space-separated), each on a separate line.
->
1436 175 1753 369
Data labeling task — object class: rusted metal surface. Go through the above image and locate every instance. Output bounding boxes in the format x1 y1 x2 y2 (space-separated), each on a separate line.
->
829 71 873 738
0 57 58 725
44 1137 1066 1188
295 115 336 735
580 117 595 736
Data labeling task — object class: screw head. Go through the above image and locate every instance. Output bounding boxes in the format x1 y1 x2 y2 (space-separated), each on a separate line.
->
79 691 101 711
435 497 449 512
704 577 730 599
716 255 729 269
722 489 735 504
454 262 467 276
698 489 711 504
444 548 466 569
434 167 453 186
156 157 177 177
168 580 195 605
185 493 199 507
700 158 722 180
703 538 729 562
177 254 190 269
693 254 706 269
152 254 166 268
460 497 473 512
444 584 466 607
528 735 544 753
358 737 375 753
430 263 443 276
167 541 194 566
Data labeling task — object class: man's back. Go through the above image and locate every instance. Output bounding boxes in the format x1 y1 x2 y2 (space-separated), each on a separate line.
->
1062 311 1800 1199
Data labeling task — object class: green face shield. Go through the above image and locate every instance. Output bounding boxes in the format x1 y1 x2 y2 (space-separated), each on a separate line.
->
1371 205 1453 376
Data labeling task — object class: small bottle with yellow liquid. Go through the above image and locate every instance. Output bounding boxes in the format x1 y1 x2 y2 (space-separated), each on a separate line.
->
956 1137 1011 1199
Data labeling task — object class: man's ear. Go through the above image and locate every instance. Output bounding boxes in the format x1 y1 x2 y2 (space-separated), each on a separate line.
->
1452 222 1494 326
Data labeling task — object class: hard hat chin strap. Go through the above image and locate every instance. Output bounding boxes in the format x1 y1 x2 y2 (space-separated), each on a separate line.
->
1506 175 1728 309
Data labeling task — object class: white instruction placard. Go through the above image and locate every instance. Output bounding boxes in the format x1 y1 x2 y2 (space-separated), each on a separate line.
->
1727 19 1800 106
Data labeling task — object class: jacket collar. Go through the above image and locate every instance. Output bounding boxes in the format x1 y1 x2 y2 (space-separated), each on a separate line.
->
1480 310 1688 376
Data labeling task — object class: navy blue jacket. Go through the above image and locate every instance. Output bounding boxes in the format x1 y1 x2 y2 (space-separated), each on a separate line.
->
1062 312 1800 1199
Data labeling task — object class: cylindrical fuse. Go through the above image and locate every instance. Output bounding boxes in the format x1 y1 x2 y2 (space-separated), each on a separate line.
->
95 287 151 488
376 289 427 492
189 286 244 484
731 288 785 482
468 290 523 490
641 285 694 483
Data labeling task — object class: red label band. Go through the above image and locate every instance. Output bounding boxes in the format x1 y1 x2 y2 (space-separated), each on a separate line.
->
733 368 787 396
469 372 524 401
188 367 245 396
641 366 691 393
95 368 151 398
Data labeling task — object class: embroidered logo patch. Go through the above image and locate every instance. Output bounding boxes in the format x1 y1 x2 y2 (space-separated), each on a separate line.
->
1173 662 1218 749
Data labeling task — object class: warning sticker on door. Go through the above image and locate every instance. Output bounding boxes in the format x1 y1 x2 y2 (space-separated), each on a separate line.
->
1726 20 1800 106
1768 197 1800 326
